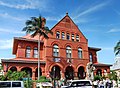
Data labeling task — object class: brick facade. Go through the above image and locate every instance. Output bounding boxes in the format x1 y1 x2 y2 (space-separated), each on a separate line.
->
2 13 111 80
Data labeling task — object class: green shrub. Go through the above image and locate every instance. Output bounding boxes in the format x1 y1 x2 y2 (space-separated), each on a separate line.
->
94 75 102 81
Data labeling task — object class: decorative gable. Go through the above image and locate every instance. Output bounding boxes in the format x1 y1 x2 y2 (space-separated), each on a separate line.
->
49 13 87 43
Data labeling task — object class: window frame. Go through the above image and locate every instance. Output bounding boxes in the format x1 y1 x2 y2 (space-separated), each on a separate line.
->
66 46 72 58
53 45 59 57
76 35 79 42
78 48 82 58
56 31 60 39
33 47 38 58
61 32 65 39
66 33 70 40
26 46 31 58
89 53 93 62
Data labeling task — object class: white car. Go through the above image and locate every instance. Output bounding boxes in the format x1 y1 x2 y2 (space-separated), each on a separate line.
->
0 81 24 88
61 80 93 88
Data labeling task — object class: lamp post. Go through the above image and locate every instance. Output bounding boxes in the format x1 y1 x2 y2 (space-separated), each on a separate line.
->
53 66 56 88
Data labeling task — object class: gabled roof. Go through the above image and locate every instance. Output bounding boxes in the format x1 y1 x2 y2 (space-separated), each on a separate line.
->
50 13 87 40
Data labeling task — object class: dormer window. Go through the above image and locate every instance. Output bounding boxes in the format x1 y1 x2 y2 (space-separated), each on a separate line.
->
72 34 74 41
56 31 60 39
76 35 79 42
62 32 65 39
66 33 70 40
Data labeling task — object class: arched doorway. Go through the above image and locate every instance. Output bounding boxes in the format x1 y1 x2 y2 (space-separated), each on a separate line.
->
78 66 85 79
21 67 32 77
51 65 61 80
10 66 17 72
35 68 42 79
65 66 74 80
96 69 102 76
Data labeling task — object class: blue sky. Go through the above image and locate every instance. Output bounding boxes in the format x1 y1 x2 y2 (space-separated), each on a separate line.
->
0 0 120 64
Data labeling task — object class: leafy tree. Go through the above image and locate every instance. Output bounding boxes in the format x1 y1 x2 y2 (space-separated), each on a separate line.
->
22 16 53 80
0 70 27 81
114 40 120 56
108 71 117 81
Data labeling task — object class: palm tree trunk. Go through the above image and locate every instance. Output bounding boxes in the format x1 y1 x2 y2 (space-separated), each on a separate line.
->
38 34 40 80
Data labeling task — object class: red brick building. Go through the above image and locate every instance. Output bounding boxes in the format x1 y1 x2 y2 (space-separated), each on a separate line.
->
2 13 111 80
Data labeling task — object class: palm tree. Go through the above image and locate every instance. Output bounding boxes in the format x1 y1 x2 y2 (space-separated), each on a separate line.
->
114 40 120 56
22 16 53 80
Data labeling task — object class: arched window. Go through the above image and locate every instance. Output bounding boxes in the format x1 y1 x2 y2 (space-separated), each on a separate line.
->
62 32 65 39
71 34 74 41
34 47 38 58
89 53 93 62
56 31 60 39
76 35 79 42
66 46 71 58
78 48 82 58
66 33 70 40
53 45 59 57
26 46 31 58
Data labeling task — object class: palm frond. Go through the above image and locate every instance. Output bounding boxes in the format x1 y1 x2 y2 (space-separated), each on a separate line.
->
44 26 53 35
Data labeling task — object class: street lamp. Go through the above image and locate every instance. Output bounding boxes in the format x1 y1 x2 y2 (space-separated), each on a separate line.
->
53 66 56 88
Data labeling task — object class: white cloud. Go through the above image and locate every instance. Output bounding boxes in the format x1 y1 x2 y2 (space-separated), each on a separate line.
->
114 10 120 15
0 0 50 11
102 47 113 50
0 39 13 49
0 28 24 34
107 28 120 33
73 2 108 19
46 16 60 22
0 13 23 21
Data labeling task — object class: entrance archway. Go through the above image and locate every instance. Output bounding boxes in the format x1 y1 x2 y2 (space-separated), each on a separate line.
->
10 66 17 72
35 68 42 79
21 67 32 77
51 65 61 80
78 66 85 79
65 66 74 80
96 69 102 76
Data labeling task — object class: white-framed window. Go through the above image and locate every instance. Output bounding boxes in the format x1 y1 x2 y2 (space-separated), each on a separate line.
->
34 47 38 58
53 45 59 57
66 33 70 40
62 32 65 39
66 46 72 58
56 31 60 39
76 35 79 42
26 46 31 58
89 53 93 62
72 34 74 41
78 48 82 58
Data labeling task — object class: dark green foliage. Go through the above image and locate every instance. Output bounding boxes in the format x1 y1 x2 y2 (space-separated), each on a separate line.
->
36 76 50 82
22 16 53 38
114 40 120 56
0 70 27 81
108 71 117 81
94 75 102 81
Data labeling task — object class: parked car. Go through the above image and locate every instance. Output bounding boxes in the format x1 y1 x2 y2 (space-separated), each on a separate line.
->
0 81 24 88
61 80 93 88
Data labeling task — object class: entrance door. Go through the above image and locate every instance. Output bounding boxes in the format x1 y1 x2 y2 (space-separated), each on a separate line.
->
65 66 74 80
78 66 85 79
51 65 61 80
